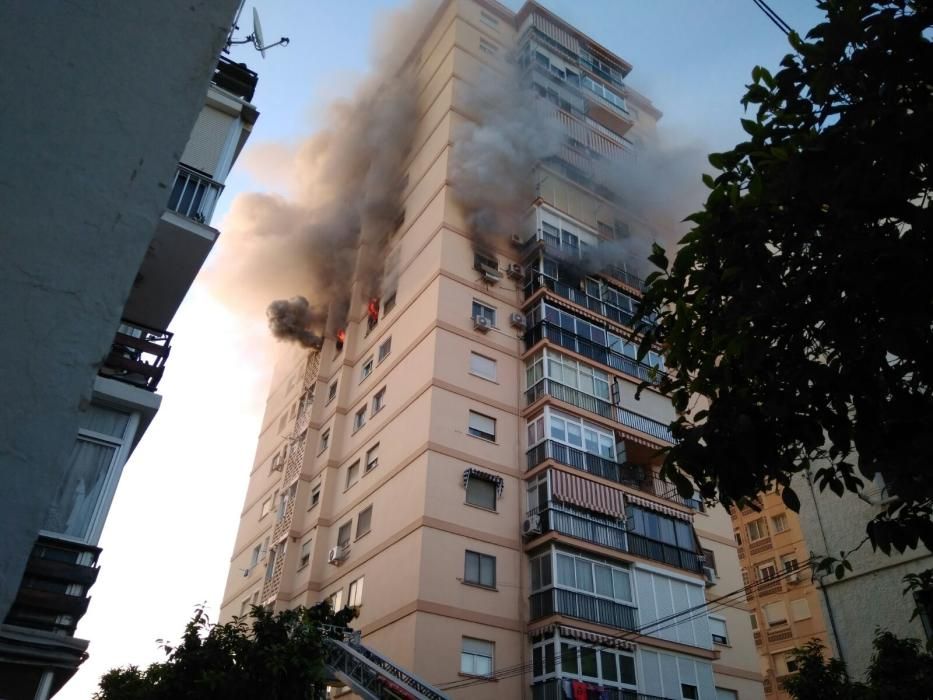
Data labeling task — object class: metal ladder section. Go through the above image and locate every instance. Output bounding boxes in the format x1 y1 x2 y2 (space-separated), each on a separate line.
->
323 628 450 700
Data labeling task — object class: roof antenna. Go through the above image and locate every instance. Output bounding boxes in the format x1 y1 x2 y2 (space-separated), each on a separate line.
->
226 5 290 57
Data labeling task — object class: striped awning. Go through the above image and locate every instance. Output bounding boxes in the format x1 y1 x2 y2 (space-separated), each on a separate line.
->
617 427 661 449
551 469 625 519
463 467 504 498
528 623 635 651
625 493 692 521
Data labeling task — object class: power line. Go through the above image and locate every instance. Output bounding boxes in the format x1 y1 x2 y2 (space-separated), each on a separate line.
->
437 560 812 690
752 0 794 35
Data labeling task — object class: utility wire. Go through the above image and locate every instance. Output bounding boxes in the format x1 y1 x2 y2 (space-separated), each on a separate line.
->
438 559 812 690
752 0 794 35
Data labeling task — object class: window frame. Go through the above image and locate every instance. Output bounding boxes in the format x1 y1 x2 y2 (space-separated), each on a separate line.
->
372 387 386 415
460 638 494 677
298 540 312 569
709 616 729 645
464 550 497 589
360 356 374 382
747 517 768 541
348 577 365 608
356 505 373 539
346 461 360 490
472 299 497 327
327 381 338 404
465 475 498 511
467 410 497 442
365 444 379 473
353 406 366 432
469 352 497 381
378 337 392 363
318 429 330 455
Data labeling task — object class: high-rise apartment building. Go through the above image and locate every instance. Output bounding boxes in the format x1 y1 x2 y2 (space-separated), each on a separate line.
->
222 2 763 698
729 495 830 699
0 3 255 695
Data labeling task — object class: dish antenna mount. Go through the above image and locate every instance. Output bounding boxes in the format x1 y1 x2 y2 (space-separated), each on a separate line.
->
226 6 289 57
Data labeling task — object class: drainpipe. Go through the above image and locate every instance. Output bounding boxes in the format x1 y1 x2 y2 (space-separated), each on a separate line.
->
804 469 848 671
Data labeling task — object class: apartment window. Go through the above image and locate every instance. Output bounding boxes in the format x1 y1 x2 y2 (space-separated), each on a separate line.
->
772 512 789 533
547 409 615 459
479 38 498 55
260 495 274 519
250 543 262 569
348 577 365 608
365 444 379 472
784 655 800 674
749 612 759 630
715 690 738 700
353 407 366 432
319 429 330 454
309 485 321 508
781 554 800 572
327 590 343 612
527 414 546 446
758 561 778 581
681 684 699 700
383 292 396 316
702 548 718 575
472 299 496 326
378 337 392 363
346 461 360 490
747 517 768 541
239 597 252 617
464 551 496 588
327 381 338 404
465 474 498 511
264 542 280 581
468 411 496 441
356 506 373 538
360 356 374 382
734 531 742 546
741 568 749 587
764 601 788 626
710 616 729 645
372 387 386 415
337 522 352 548
553 552 633 604
298 540 312 569
790 597 811 621
480 10 499 27
469 352 497 381
460 638 494 677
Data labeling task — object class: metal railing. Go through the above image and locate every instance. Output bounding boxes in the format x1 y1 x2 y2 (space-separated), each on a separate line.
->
528 502 704 573
603 263 647 292
100 319 172 391
526 378 674 443
530 587 637 631
532 679 674 700
525 274 656 332
212 56 258 102
526 321 664 385
167 164 224 224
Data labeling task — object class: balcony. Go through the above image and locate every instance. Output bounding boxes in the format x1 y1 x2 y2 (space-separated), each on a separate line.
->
533 679 673 700
529 502 704 574
603 264 646 293
524 274 655 332
99 319 172 392
4 536 101 636
526 441 701 510
525 321 664 385
526 378 674 444
530 587 637 631
212 56 258 102
167 164 224 224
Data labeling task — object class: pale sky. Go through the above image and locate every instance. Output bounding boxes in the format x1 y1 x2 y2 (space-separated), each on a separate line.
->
60 2 824 697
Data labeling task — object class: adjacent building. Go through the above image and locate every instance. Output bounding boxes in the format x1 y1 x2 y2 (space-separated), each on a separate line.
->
0 3 255 696
221 1 763 698
730 494 830 699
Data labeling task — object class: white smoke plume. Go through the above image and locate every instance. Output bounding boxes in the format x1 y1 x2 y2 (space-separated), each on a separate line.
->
207 0 439 345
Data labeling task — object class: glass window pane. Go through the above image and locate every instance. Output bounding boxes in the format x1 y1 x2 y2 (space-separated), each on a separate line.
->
81 405 130 438
619 655 636 685
556 554 575 587
580 647 597 677
44 437 117 539
601 651 618 682
533 646 543 677
480 555 495 587
467 479 496 509
561 643 578 674
612 569 632 601
594 565 613 597
566 422 582 447
575 559 594 592
659 517 677 545
465 552 479 582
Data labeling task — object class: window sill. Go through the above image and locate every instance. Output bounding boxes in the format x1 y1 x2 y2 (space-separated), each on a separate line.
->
458 673 497 682
461 580 498 592
344 483 358 493
466 432 497 444
371 406 385 418
297 563 309 572
355 530 371 542
468 371 498 384
464 501 498 514
352 425 365 435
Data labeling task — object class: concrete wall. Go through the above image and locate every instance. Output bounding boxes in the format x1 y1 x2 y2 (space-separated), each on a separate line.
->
0 0 239 618
794 471 932 679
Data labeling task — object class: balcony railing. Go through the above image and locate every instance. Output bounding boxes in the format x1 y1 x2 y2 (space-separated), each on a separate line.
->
529 502 704 573
530 587 637 631
99 319 172 391
526 321 664 385
526 378 674 443
532 679 673 700
525 274 656 332
4 535 101 636
526 441 701 510
167 164 224 224
212 56 258 102
603 264 646 293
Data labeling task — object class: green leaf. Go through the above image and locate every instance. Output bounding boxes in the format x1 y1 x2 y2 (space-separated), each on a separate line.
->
781 486 801 512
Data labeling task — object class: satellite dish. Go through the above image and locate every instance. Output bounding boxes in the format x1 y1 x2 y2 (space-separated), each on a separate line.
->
252 7 266 59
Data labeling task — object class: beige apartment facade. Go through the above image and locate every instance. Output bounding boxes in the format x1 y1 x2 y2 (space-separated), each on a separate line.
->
730 494 830 699
221 2 763 698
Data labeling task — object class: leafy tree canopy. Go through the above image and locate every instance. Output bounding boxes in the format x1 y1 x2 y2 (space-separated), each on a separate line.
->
94 603 355 700
638 0 933 566
781 630 933 699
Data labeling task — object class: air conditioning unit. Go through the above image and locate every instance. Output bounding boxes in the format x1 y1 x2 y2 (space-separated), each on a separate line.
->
481 267 503 283
241 567 251 578
787 572 801 584
522 515 542 536
510 234 524 247
510 312 527 330
703 566 717 587
328 545 348 565
473 315 492 333
506 263 524 280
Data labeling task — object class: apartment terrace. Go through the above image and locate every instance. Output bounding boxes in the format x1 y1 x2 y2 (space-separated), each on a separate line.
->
99 319 171 392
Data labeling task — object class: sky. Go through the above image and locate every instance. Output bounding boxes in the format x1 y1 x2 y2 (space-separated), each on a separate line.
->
60 1 825 697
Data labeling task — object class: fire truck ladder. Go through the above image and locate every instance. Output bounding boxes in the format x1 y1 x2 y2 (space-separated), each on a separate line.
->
323 628 450 700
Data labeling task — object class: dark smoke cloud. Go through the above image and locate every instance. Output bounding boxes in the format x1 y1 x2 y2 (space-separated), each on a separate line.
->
206 0 439 345
267 296 326 348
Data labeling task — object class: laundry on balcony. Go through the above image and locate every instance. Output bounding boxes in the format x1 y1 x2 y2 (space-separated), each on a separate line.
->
551 469 625 519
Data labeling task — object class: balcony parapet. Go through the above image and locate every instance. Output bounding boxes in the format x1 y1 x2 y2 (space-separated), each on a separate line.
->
526 378 674 444
167 164 224 224
524 274 656 333
99 319 172 392
530 587 637 631
212 56 258 102
532 679 674 700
